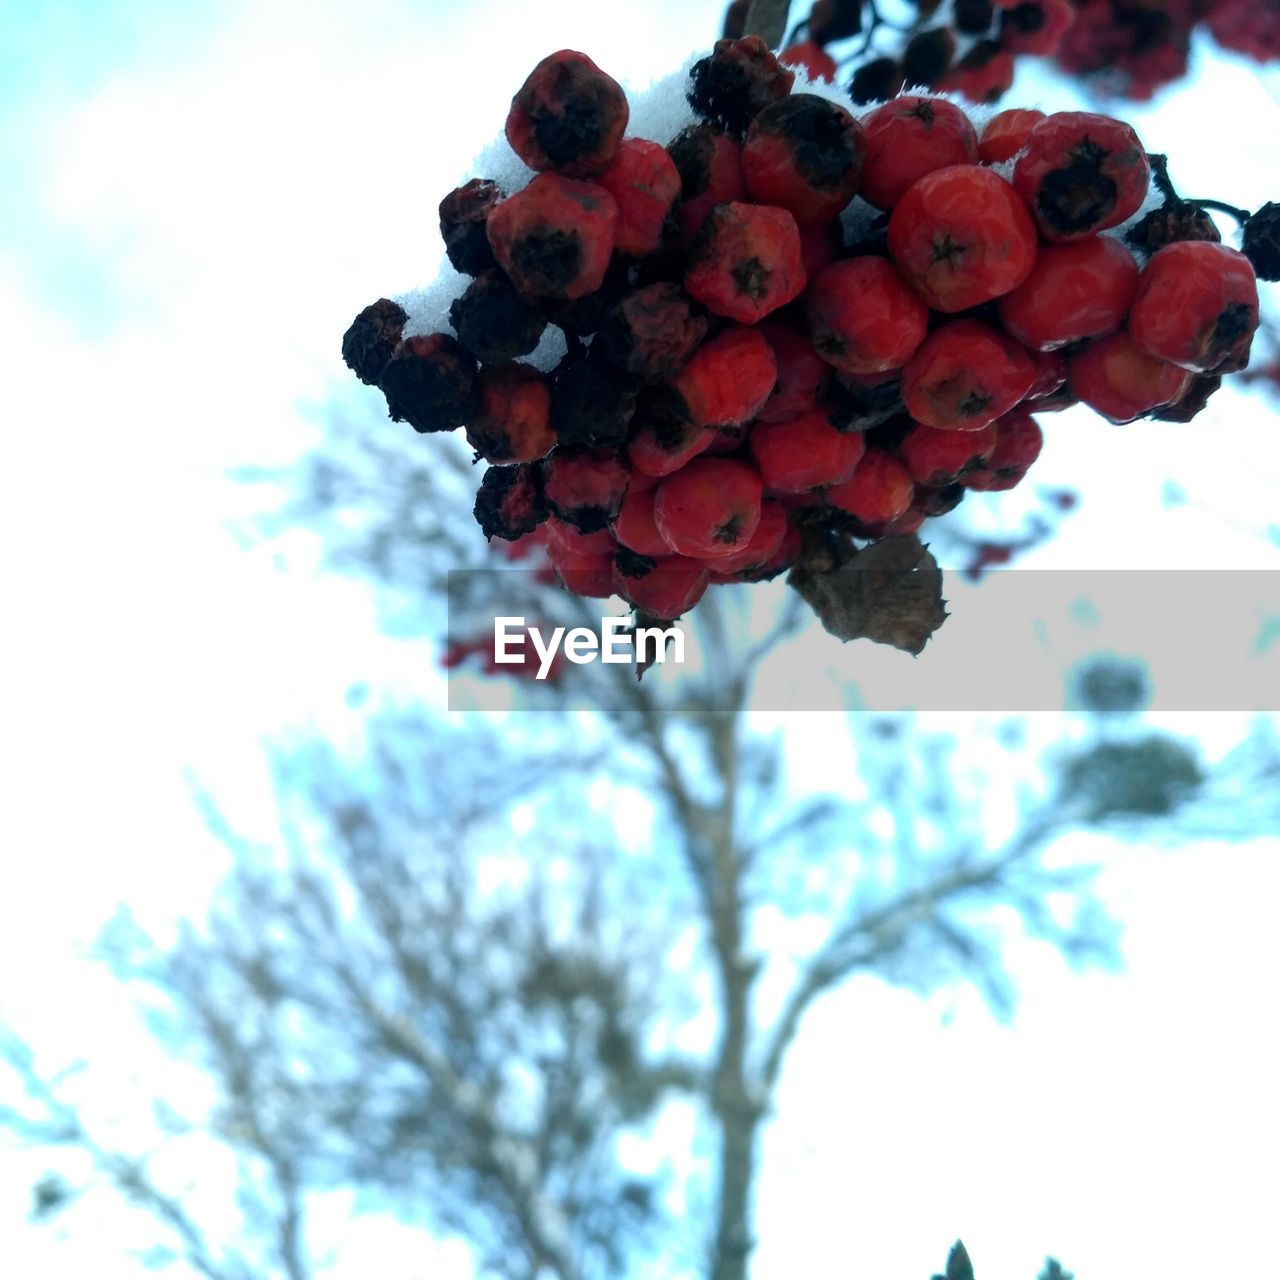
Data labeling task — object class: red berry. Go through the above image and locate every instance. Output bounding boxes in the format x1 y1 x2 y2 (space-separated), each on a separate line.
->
467 362 555 463
438 179 504 276
779 40 839 83
900 420 998 486
486 173 618 300
1128 241 1260 374
505 50 629 178
667 125 749 246
901 319 1038 430
806 257 929 375
741 94 866 226
999 0 1075 55
1013 112 1150 242
612 486 672 557
749 407 866 493
997 235 1139 351
684 201 807 323
887 165 1038 312
826 450 914 523
474 462 548 541
1067 331 1192 423
977 108 1045 165
671 325 778 428
963 408 1043 489
627 385 717 478
545 517 616 557
798 220 843 279
757 321 831 422
937 41 1015 102
653 456 764 558
594 138 683 257
541 447 630 531
380 333 479 433
549 544 618 598
860 97 979 211
706 500 790 575
612 554 709 618
687 36 795 136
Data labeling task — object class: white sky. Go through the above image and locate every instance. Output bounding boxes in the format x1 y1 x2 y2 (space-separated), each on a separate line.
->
1 1 1278 1276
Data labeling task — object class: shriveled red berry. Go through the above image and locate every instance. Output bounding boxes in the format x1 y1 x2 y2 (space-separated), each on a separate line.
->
1067 331 1192 423
901 319 1038 430
438 180 504 276
779 40 838 83
627 385 716 478
706 500 789 575
977 108 1045 164
687 36 795 136
937 41 1014 102
964 408 1043 489
667 125 749 246
594 138 682 257
671 325 778 428
860 97 979 211
806 257 929 375
612 554 709 618
685 201 807 323
741 94 865 226
474 462 548 541
597 283 708 383
505 50 629 178
549 543 617 598
1125 200 1222 257
342 298 408 386
467 363 555 463
380 333 479 433
541 447 630 531
1128 241 1260 374
997 235 1139 351
549 353 638 448
486 173 618 300
449 268 547 364
612 486 672 557
757 321 831 423
653 456 764 558
900 420 998 486
749 406 866 493
999 0 1075 55
826 450 914 523
887 165 1037 312
1013 112 1150 242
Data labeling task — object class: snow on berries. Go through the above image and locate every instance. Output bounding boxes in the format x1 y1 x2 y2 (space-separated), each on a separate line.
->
342 36 1266 641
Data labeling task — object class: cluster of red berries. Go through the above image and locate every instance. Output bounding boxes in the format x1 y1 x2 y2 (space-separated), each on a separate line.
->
342 39 1261 623
1055 0 1279 100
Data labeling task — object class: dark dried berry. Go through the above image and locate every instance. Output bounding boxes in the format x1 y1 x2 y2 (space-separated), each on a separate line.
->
914 482 966 516
439 180 504 276
1150 373 1221 422
849 57 903 104
687 36 795 136
598 282 709 382
466 363 555 463
505 50 629 178
474 462 548 541
808 0 864 44
380 334 479 433
826 374 905 433
1243 201 1280 282
955 0 995 34
536 257 633 336
901 28 956 84
342 298 408 386
449 269 547 364
542 447 631 532
549 353 639 448
1125 200 1221 256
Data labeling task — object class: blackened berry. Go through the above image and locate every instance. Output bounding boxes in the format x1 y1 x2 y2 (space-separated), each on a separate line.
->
549 352 638 448
687 36 795 136
439 179 504 276
901 28 956 84
1125 200 1221 256
598 282 709 382
849 57 903 104
827 373 905 433
1150 373 1221 423
809 0 864 43
380 334 479 433
1243 201 1280 281
474 462 548 541
342 298 408 386
955 0 995 34
449 269 547 364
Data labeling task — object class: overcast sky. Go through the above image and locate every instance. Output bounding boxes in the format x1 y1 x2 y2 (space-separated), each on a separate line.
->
1 2 1278 1277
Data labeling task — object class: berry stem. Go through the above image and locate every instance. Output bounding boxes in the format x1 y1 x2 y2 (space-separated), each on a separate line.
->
1147 153 1252 225
1184 198 1254 225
